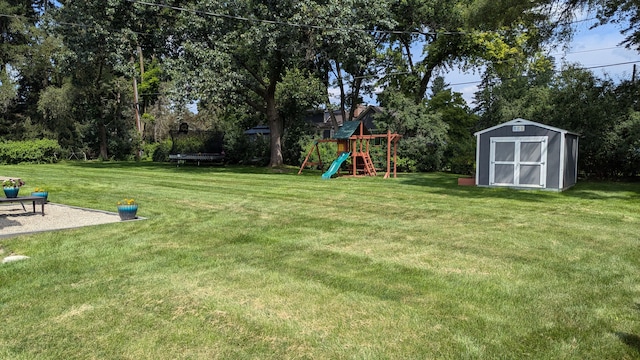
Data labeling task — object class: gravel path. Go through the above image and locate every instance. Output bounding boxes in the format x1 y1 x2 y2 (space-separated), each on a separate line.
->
0 203 137 238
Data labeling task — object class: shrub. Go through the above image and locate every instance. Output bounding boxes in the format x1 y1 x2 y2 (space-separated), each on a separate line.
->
0 139 61 164
298 137 338 171
152 140 172 162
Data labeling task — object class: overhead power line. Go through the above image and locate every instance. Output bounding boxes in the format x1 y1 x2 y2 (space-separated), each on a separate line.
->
125 0 605 37
3 10 629 59
125 0 472 36
583 60 640 70
0 2 615 41
446 60 640 88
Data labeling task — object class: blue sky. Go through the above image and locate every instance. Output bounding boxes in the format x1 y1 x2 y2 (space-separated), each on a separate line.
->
445 21 640 106
346 21 640 107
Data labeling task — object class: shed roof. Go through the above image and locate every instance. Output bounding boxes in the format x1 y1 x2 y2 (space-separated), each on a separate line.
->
333 121 371 139
474 118 579 137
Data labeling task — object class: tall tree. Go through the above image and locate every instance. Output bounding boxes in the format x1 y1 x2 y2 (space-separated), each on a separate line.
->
427 77 478 174
301 0 393 122
165 0 395 167
379 0 564 104
0 0 55 138
50 0 173 158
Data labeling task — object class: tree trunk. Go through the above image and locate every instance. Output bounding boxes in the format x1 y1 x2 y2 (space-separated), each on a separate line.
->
266 94 283 167
416 65 435 104
98 119 108 159
266 53 284 167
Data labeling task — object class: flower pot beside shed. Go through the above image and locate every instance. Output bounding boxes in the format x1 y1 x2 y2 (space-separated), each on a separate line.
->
457 177 476 186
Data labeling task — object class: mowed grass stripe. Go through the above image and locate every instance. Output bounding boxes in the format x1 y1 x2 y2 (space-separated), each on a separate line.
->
0 162 639 359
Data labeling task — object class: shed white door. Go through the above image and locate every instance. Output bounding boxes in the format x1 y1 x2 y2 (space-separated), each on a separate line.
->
489 137 547 188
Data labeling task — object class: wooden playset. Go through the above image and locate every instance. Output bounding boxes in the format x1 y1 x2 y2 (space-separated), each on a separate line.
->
298 121 402 179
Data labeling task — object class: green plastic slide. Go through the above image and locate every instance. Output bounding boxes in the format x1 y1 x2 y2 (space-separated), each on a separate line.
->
321 152 351 179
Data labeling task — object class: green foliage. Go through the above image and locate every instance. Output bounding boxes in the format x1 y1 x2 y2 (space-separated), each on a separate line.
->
222 131 268 166
377 90 449 172
0 71 17 113
298 137 338 170
150 140 172 162
139 60 162 99
427 79 478 174
139 140 169 162
0 0 637 176
612 110 640 176
277 68 325 165
0 139 61 164
173 136 205 154
475 64 640 179
37 82 78 148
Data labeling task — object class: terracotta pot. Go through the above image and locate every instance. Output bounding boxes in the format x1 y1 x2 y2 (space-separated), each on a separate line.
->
457 177 475 186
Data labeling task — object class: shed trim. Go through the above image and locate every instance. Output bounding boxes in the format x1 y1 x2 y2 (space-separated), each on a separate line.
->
559 133 566 190
489 136 548 188
474 118 578 137
475 133 480 185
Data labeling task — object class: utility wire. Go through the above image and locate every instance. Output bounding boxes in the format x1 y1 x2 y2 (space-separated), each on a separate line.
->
3 10 628 58
124 0 459 36
583 59 640 70
125 0 606 37
0 4 615 40
445 60 640 87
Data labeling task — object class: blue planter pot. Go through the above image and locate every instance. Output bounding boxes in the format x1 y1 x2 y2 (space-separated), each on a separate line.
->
117 204 138 220
31 191 48 201
3 187 19 198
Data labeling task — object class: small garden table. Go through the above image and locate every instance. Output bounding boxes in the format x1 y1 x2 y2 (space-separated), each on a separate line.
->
0 196 47 216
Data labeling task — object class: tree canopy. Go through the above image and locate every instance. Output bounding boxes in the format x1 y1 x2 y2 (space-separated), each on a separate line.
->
0 0 638 178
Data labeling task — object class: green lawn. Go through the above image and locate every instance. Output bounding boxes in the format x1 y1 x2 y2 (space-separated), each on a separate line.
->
1 162 639 359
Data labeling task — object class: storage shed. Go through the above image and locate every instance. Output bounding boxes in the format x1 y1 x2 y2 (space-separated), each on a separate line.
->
474 118 579 191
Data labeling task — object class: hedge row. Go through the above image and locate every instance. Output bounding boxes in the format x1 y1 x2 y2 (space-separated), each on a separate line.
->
0 139 62 164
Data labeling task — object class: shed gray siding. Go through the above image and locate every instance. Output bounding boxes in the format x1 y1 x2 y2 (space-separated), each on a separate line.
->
475 119 578 191
477 126 561 188
563 135 579 188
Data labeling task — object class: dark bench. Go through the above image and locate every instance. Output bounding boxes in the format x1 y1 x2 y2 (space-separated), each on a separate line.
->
0 196 46 216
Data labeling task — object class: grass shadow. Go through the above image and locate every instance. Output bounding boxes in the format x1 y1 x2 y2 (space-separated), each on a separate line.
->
398 173 558 202
614 332 640 353
562 181 640 200
398 172 640 202
65 161 304 176
229 241 445 304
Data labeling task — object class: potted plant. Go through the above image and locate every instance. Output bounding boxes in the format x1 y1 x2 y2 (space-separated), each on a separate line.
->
117 198 138 220
2 178 25 198
31 187 49 201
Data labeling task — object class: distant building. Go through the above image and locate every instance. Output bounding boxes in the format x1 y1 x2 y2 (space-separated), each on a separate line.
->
244 125 270 141
305 105 386 138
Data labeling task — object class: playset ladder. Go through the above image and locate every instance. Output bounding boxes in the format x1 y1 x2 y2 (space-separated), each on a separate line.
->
362 153 377 176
